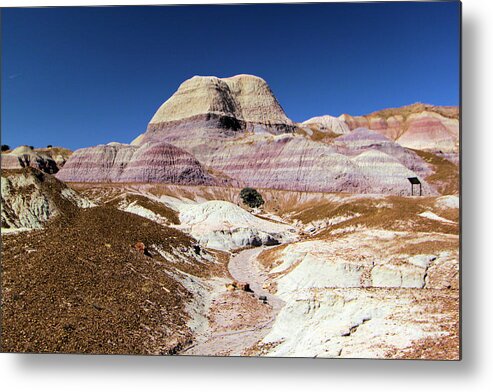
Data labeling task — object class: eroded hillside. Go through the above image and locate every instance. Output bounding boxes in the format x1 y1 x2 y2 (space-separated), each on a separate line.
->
1 74 459 359
1 169 229 354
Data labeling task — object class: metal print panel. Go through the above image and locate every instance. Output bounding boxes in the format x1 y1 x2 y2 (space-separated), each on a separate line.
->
1 1 461 359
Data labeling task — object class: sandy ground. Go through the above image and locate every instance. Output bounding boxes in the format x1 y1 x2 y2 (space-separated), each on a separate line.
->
180 247 284 356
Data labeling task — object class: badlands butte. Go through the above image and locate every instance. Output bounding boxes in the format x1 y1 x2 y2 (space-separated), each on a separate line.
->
1 74 460 359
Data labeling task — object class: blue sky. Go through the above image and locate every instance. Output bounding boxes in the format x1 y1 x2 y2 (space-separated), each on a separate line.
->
1 2 460 150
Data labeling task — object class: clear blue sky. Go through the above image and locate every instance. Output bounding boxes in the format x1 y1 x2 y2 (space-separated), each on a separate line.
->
2 2 460 150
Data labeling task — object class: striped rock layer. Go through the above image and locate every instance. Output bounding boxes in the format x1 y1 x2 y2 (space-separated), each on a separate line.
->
338 103 459 153
182 131 435 196
58 75 457 195
1 167 93 230
142 75 296 147
1 146 59 174
56 142 219 186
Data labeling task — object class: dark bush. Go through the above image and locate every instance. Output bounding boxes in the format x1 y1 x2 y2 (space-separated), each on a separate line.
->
240 187 265 209
1 144 10 152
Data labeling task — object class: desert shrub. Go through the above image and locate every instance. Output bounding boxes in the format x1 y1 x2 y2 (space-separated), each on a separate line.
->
1 145 10 152
240 187 265 209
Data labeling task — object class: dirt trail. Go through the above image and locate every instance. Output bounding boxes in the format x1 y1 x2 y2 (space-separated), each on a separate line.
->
228 248 284 314
180 247 284 356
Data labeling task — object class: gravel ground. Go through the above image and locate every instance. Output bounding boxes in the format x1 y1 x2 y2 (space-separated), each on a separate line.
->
1 205 223 355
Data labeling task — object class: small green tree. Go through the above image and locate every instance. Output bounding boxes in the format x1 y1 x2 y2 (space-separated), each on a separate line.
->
240 187 265 209
47 144 53 148
1 144 10 152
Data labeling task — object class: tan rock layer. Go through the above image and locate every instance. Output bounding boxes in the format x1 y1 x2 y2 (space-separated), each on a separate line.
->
149 74 293 126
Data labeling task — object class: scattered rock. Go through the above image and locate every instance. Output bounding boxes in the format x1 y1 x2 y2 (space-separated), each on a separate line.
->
225 281 253 293
134 241 152 257
134 241 146 253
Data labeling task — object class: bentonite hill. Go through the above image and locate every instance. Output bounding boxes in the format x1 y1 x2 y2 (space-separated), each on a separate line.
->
1 74 459 358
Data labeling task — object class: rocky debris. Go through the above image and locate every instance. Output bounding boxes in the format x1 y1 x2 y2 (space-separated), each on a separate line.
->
35 146 73 168
1 145 60 174
225 281 252 292
288 193 459 237
56 141 224 186
134 241 148 255
1 168 94 230
236 281 252 292
339 103 459 153
106 193 181 226
2 176 459 358
1 204 226 354
181 247 280 356
176 200 296 251
412 149 459 195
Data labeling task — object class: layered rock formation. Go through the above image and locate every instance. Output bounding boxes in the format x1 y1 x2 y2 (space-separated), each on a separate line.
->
56 142 220 185
141 128 434 195
141 76 436 195
302 115 350 135
35 146 73 168
333 128 435 194
59 75 457 195
147 74 293 132
254 193 459 358
176 200 296 250
119 142 215 184
338 103 459 153
1 167 93 230
140 75 296 154
1 190 227 354
1 145 59 174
